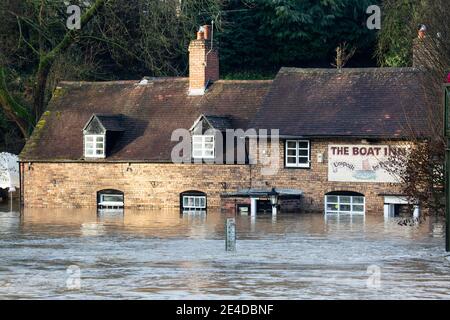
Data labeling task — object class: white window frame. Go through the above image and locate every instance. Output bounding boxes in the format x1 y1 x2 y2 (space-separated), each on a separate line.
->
98 193 124 208
285 140 310 168
84 134 105 158
325 195 365 215
182 195 206 210
192 135 215 159
383 196 419 219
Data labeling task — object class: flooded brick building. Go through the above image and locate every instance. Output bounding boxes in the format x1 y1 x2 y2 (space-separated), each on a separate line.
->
19 26 432 217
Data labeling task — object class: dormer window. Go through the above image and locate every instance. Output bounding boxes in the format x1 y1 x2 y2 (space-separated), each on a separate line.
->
189 114 231 161
82 114 124 159
192 135 215 159
85 134 105 158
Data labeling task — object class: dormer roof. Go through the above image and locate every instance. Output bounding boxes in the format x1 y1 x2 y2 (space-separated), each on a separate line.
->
189 114 233 132
83 114 124 133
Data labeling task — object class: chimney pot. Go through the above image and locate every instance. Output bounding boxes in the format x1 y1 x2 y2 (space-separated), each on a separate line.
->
197 31 204 40
418 24 427 39
203 25 211 40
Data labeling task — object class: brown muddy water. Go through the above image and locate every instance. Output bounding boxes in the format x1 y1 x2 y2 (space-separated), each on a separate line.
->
0 201 449 300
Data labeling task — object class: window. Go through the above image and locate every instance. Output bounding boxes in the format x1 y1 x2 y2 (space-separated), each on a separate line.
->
285 140 310 168
325 194 365 215
182 196 206 209
97 189 124 209
383 196 419 219
100 194 123 204
180 191 207 213
192 135 215 159
85 135 105 158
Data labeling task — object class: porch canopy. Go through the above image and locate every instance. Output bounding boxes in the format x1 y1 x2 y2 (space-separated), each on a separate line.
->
222 188 303 215
0 153 19 191
221 188 303 199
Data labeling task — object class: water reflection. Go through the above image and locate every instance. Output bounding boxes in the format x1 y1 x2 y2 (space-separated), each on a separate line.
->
0 202 449 299
81 223 107 237
12 207 442 241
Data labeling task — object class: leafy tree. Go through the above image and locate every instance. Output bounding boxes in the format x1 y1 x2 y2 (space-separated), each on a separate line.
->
375 0 420 66
219 0 378 75
0 0 109 139
0 0 221 148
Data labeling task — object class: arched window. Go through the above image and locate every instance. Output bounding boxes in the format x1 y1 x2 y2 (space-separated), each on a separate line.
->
97 189 124 209
325 191 365 215
180 190 207 212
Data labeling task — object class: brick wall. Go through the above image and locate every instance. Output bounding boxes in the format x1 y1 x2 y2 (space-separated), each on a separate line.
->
22 163 250 209
248 138 401 214
22 138 402 215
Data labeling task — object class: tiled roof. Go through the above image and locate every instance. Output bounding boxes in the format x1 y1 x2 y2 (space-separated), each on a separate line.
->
93 114 124 132
20 67 434 162
203 115 233 131
251 68 432 138
20 79 272 161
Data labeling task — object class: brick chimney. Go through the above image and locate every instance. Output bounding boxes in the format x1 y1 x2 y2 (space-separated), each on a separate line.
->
188 25 219 95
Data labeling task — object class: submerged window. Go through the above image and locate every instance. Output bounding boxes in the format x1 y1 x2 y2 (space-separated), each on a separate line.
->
183 196 206 209
285 140 310 168
180 191 207 212
85 134 105 158
384 196 419 219
97 189 124 209
325 192 365 215
192 135 215 159
100 194 123 204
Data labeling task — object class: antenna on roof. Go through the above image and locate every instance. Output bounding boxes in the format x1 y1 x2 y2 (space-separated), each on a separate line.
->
205 20 215 67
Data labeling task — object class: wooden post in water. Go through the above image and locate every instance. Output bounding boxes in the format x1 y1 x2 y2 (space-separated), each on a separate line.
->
225 218 236 251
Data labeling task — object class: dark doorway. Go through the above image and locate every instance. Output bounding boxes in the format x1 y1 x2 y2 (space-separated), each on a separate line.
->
257 200 272 213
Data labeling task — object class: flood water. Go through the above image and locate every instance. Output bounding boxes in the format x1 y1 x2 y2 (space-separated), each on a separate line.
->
0 201 449 300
